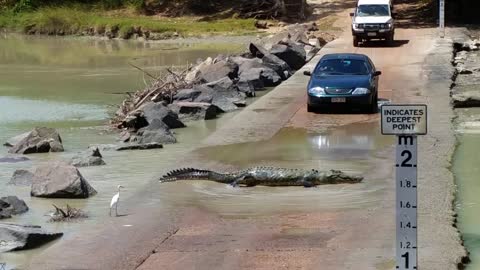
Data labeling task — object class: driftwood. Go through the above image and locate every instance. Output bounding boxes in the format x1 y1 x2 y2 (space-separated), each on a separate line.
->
111 64 193 127
49 204 88 222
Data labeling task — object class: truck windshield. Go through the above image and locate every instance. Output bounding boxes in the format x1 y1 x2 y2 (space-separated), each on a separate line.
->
357 4 390 17
315 59 370 75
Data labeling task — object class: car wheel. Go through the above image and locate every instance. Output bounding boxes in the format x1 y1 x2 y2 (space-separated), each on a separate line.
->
368 94 378 114
353 36 359 47
307 104 315 113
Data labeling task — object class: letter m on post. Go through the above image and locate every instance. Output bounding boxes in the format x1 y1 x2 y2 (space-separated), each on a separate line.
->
398 136 414 146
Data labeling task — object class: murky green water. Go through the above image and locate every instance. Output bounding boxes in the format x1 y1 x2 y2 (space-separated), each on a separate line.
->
455 133 480 269
0 34 393 270
0 34 246 269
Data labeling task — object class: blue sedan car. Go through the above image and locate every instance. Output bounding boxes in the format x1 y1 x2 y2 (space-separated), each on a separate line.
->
304 53 381 113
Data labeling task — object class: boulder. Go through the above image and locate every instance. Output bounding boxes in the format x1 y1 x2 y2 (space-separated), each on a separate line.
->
69 147 106 167
121 110 149 131
249 43 270 58
262 53 292 79
115 142 164 151
239 67 281 88
140 102 186 129
306 47 321 62
0 155 30 163
239 68 265 90
198 60 239 83
8 127 64 154
31 162 97 198
260 68 282 86
4 132 30 147
237 81 256 97
169 102 219 121
205 76 238 92
185 57 213 83
0 223 63 252
232 57 264 74
195 78 246 112
136 119 177 144
270 41 306 70
173 88 202 102
0 196 29 219
257 32 290 51
8 169 34 186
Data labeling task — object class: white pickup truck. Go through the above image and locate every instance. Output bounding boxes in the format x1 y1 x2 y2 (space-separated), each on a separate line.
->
350 0 396 47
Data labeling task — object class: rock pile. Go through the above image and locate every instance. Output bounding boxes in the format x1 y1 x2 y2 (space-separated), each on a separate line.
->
114 23 324 145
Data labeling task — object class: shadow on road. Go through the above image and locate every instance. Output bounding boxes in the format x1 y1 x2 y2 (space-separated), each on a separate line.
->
359 39 410 48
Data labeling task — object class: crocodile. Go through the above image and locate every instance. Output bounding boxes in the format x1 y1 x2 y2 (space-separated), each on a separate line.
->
159 167 363 187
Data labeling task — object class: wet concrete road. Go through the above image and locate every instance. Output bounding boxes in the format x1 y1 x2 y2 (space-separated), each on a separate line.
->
29 4 466 270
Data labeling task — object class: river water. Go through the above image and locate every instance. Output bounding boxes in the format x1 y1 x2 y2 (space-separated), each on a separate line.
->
0 34 394 269
454 108 480 269
0 33 248 269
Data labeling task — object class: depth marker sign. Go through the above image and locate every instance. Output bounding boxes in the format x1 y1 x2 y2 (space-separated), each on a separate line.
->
381 104 428 270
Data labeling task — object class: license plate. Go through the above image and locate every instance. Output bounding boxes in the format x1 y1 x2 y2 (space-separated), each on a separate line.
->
367 32 377 36
331 97 346 103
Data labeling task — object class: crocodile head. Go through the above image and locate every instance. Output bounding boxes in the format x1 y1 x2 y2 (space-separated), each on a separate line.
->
309 169 363 184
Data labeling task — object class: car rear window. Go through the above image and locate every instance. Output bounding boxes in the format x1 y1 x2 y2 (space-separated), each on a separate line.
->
315 59 370 75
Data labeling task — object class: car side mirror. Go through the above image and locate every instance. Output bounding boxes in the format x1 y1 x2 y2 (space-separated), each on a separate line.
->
303 70 312 76
373 71 382 76
349 12 354 17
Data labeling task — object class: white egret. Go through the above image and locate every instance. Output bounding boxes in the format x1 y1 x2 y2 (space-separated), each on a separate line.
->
109 185 124 217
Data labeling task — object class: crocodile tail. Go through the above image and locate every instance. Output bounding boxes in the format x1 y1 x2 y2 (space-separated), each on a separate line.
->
159 168 211 182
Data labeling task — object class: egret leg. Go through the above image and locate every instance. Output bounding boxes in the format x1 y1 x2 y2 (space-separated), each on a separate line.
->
109 207 111 216
115 202 118 217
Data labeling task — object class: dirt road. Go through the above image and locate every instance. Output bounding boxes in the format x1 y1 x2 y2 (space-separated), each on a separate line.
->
30 1 466 269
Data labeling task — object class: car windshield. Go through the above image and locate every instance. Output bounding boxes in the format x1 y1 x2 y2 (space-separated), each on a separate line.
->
315 59 370 75
357 4 390 17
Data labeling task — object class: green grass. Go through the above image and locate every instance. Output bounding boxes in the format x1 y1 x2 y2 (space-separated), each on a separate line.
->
0 7 258 37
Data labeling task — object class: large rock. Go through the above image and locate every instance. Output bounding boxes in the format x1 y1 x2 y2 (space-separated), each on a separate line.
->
262 53 292 79
169 102 219 121
8 169 34 186
139 102 185 129
194 78 245 112
231 57 264 74
8 128 64 154
121 110 149 131
249 42 270 58
238 67 282 89
115 142 164 151
237 80 256 97
0 223 63 252
0 155 30 163
31 162 97 198
136 119 177 144
270 41 306 70
173 88 202 102
185 57 213 83
4 132 30 147
69 147 106 167
0 196 29 219
198 59 239 83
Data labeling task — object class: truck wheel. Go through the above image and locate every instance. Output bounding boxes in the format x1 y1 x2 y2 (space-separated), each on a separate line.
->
387 33 394 46
353 36 359 47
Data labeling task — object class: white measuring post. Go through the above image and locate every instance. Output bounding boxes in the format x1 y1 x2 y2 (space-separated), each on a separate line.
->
439 0 445 38
381 104 427 270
